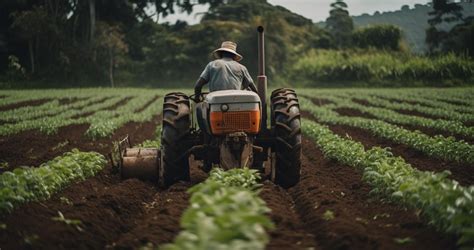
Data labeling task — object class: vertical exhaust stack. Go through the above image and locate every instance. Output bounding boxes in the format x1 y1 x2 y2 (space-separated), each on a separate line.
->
257 26 267 131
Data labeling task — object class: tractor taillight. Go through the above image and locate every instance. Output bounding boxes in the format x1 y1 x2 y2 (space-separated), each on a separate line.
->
210 110 260 135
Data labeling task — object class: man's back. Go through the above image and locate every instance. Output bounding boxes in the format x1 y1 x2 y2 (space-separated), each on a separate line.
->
200 57 254 92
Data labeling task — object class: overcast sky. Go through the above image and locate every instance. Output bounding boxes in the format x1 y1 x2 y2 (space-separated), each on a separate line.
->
159 0 430 24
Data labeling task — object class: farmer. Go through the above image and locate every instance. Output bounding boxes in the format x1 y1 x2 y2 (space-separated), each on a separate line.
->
193 41 257 100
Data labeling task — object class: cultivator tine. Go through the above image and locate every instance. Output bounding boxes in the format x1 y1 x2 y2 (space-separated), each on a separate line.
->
108 153 115 167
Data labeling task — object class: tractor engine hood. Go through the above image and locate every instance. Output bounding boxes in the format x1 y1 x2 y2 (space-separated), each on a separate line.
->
205 90 261 104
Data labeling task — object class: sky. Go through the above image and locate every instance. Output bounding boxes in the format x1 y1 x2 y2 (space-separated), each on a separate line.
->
158 0 429 24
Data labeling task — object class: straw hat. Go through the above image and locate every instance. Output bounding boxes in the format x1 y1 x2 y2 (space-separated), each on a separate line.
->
213 41 243 61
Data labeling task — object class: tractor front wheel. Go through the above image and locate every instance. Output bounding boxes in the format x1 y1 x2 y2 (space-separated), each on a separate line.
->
271 88 301 188
161 92 192 187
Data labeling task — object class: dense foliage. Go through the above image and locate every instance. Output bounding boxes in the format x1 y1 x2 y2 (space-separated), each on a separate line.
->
291 50 474 86
0 150 106 213
352 25 402 51
0 0 322 87
326 0 353 48
0 0 473 87
342 2 474 54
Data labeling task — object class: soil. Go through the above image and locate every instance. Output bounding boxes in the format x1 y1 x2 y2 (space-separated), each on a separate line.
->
261 181 319 250
0 99 52 112
0 96 465 249
309 97 334 106
289 139 457 250
135 96 160 112
103 97 134 111
302 111 473 186
0 115 161 171
0 137 457 250
333 107 378 120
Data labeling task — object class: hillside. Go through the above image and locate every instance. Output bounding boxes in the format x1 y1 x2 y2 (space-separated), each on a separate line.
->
317 3 474 53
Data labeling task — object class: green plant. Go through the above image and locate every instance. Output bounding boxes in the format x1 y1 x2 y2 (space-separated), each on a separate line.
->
299 96 474 164
323 210 335 221
302 119 474 246
394 237 414 244
52 211 84 232
0 149 106 213
161 168 273 250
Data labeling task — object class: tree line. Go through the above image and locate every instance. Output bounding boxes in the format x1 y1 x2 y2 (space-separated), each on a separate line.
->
0 0 472 88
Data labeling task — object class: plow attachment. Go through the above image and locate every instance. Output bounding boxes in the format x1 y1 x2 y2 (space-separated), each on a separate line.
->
111 136 160 182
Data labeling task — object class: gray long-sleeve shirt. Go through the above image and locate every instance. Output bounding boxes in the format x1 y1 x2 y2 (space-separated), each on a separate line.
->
199 58 255 91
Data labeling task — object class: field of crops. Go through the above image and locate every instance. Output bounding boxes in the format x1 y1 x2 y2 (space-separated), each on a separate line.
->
0 87 473 249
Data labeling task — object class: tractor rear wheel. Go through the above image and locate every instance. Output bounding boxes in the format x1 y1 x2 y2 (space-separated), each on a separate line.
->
271 88 301 188
161 92 192 187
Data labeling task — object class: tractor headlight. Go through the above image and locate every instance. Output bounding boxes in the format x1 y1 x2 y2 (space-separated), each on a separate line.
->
221 104 229 112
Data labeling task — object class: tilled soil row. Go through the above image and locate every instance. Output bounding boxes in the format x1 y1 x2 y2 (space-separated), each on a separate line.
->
0 114 160 171
0 115 166 249
109 160 207 248
0 104 463 250
261 181 319 250
0 98 53 112
288 139 456 250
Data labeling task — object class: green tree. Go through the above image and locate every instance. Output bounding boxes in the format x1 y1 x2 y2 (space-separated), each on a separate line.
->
428 0 464 26
426 0 463 52
10 6 49 74
353 24 403 51
440 19 474 57
326 0 353 48
96 22 128 87
426 0 474 56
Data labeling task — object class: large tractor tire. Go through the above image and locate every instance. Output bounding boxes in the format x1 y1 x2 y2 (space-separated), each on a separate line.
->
161 92 192 186
270 88 302 188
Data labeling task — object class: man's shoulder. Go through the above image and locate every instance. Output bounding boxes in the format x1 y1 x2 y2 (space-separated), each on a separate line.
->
210 59 246 69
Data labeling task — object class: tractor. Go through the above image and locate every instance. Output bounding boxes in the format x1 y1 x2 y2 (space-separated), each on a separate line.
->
118 26 301 188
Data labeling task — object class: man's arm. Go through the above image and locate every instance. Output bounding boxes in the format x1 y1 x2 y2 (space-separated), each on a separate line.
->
195 63 211 100
194 77 208 98
242 67 257 92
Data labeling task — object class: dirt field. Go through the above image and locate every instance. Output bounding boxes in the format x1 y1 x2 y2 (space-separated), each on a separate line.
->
0 88 472 249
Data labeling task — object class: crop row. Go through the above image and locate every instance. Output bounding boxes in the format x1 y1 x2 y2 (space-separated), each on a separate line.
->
0 96 126 136
85 95 162 139
161 168 273 250
0 149 106 213
302 119 474 246
319 88 474 113
398 89 474 107
369 95 474 123
0 89 106 108
299 97 474 164
329 92 474 123
0 95 110 122
305 94 474 139
299 88 474 113
369 91 474 114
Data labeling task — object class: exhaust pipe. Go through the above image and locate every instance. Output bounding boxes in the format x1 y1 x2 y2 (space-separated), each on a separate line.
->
257 26 267 131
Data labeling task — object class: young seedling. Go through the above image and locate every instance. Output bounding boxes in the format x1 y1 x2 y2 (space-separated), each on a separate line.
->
52 211 84 232
323 210 335 221
394 237 414 245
